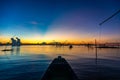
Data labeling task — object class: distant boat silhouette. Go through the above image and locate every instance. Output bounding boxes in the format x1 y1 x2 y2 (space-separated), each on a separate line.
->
69 45 73 49
41 56 79 80
1 42 13 52
2 49 13 51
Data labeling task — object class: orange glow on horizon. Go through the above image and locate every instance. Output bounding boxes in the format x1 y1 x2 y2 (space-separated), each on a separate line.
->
0 33 119 44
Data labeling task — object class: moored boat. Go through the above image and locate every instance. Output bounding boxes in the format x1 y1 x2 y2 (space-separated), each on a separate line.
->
1 49 13 51
69 45 73 49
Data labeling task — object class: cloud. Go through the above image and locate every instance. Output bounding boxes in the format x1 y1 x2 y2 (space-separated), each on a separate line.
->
30 21 45 26
30 21 38 25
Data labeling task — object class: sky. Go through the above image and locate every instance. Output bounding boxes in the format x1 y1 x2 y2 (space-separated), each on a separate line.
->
0 0 120 44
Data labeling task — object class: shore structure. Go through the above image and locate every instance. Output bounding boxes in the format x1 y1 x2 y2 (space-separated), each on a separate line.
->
11 37 21 46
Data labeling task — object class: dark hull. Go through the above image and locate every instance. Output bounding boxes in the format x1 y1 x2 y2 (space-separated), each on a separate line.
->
1 49 13 51
41 56 79 80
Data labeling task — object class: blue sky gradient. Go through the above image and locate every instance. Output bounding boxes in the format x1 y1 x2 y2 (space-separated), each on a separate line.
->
0 0 120 43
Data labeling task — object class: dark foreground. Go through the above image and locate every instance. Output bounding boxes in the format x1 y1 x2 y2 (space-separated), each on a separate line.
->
41 56 79 80
0 46 120 80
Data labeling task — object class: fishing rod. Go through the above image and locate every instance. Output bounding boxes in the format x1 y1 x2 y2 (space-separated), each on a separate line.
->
99 9 120 26
98 9 120 45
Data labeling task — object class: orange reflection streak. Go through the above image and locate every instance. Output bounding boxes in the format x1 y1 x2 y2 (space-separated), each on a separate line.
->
0 45 120 61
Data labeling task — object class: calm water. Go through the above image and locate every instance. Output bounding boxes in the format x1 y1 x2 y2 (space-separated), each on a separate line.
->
0 45 120 80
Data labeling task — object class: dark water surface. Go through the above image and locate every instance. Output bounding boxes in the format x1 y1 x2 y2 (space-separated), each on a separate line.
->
0 45 120 80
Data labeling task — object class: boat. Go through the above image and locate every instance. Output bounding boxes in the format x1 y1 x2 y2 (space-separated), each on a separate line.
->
1 49 13 51
41 56 79 80
69 45 73 49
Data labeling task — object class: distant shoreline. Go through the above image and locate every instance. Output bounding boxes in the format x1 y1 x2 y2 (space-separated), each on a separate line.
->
0 43 120 47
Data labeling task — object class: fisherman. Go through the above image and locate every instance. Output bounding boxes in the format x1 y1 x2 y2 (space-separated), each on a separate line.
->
16 37 21 46
11 38 16 46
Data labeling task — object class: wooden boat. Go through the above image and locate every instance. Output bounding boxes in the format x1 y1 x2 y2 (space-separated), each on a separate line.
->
1 49 13 51
41 56 79 80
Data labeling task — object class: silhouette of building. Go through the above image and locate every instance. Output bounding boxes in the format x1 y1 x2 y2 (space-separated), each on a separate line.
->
16 37 21 46
11 37 21 46
11 38 17 46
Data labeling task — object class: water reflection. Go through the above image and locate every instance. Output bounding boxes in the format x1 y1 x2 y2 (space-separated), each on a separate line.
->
16 46 20 55
0 45 120 80
0 45 120 60
10 46 20 56
95 47 98 65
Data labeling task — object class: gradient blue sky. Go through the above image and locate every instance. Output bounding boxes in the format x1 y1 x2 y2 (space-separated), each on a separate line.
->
0 0 120 43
